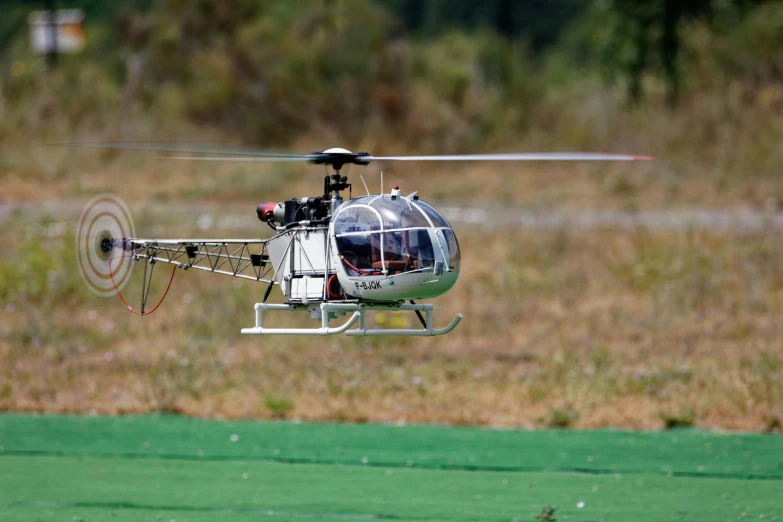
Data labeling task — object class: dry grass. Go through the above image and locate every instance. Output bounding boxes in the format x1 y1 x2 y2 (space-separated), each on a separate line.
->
1 79 782 431
2 140 781 211
2 73 783 211
2 212 781 431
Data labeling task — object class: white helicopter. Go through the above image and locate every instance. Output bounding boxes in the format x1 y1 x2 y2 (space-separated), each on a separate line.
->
71 143 651 336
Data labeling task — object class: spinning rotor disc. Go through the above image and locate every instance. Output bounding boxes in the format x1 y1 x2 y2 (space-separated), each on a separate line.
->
76 194 135 297
54 141 653 165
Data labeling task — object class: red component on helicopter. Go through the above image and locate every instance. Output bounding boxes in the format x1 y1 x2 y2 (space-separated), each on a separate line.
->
256 201 279 223
327 274 346 299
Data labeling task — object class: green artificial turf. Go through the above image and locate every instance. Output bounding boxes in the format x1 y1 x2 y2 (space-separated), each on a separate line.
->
0 414 781 521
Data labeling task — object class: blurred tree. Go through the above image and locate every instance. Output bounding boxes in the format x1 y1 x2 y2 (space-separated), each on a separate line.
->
0 6 29 62
4 0 778 149
134 0 393 143
378 0 584 49
596 0 768 106
106 0 541 150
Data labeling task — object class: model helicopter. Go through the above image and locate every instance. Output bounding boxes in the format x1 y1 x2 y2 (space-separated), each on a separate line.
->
70 142 651 336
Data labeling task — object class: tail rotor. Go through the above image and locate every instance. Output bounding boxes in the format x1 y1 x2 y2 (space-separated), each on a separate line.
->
75 193 135 297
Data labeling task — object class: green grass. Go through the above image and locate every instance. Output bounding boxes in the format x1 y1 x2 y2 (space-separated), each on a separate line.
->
0 414 781 522
1 219 782 430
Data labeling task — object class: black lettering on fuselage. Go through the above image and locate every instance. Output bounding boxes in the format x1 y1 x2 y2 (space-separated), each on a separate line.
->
354 280 382 291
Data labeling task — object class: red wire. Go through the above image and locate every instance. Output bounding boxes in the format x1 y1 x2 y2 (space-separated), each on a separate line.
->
327 274 346 299
341 258 376 276
109 255 176 316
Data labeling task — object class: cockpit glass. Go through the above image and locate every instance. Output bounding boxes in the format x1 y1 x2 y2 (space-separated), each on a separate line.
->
335 196 450 231
400 207 430 228
404 229 435 268
413 201 450 227
442 229 461 271
335 234 380 276
334 195 457 276
333 206 380 235
368 197 413 229
336 230 436 276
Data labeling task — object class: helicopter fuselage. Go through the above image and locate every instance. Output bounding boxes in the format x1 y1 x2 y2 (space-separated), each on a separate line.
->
263 192 461 304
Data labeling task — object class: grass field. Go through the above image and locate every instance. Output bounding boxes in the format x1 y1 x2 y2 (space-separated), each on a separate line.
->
2 207 782 430
1 121 783 431
1 414 781 522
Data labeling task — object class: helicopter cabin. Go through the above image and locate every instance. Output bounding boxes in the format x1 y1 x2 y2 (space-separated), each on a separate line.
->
264 190 460 304
330 193 460 301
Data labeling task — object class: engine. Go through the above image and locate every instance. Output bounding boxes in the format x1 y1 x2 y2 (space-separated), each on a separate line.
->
257 197 329 226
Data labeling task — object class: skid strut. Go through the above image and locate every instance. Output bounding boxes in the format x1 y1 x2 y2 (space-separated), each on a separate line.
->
241 302 462 336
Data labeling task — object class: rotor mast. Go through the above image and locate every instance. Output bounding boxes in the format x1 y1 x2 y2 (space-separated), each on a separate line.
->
313 148 368 214
323 167 352 214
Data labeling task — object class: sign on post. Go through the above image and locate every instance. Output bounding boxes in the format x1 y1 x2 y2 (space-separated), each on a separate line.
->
28 9 86 55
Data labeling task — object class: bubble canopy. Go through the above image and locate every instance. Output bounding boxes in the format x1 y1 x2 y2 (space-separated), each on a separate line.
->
332 195 460 276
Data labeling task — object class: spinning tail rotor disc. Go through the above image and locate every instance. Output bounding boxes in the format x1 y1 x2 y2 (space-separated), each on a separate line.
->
76 194 135 297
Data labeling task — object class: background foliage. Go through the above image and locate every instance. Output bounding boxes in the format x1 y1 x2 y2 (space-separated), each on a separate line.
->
2 0 782 150
1 0 782 429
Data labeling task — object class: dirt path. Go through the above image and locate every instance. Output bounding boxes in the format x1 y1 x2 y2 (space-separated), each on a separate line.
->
3 200 783 233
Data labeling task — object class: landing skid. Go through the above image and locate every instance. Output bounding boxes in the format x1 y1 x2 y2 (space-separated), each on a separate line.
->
241 302 463 336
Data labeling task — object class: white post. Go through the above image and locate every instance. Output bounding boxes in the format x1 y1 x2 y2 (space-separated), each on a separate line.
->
321 302 329 329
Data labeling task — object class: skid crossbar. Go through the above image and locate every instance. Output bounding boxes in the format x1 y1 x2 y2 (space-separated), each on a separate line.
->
240 302 462 336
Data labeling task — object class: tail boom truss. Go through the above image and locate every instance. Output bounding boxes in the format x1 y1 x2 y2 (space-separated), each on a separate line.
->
113 238 274 283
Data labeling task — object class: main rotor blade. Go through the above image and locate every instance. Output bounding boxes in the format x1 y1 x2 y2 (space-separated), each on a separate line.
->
56 142 654 165
51 140 311 159
160 156 314 162
365 153 653 162
160 152 653 163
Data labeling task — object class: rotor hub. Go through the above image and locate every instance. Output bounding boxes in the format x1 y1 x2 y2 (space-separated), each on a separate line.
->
99 236 113 254
310 149 370 170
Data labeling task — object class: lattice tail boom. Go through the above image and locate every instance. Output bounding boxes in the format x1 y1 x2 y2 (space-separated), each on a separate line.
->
112 238 275 283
